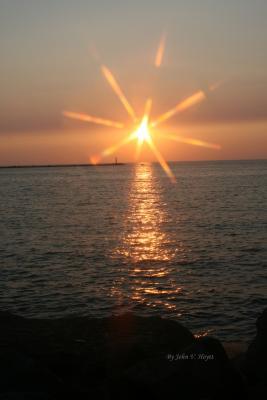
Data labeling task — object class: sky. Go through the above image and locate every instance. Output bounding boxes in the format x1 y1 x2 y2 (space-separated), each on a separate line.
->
0 0 267 165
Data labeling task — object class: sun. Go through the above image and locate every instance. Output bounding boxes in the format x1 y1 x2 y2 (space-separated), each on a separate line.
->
135 118 150 143
135 99 152 145
63 34 221 182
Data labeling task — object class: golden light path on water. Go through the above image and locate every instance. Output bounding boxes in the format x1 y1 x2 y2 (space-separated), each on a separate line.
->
110 163 185 312
63 34 222 181
116 163 173 262
62 34 221 336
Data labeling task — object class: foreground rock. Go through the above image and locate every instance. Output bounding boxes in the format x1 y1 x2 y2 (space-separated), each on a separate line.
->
244 308 267 397
0 310 265 399
110 336 247 400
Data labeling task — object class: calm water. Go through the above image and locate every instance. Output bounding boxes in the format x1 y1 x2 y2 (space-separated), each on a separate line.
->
0 160 266 341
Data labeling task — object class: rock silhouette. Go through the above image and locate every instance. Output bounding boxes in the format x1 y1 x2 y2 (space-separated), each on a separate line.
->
0 310 266 399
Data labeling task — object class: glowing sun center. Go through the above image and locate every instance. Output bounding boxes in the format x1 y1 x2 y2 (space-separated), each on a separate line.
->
135 116 150 144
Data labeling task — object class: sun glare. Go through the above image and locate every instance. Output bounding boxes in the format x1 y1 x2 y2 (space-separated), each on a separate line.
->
63 35 221 182
136 120 150 143
135 101 151 145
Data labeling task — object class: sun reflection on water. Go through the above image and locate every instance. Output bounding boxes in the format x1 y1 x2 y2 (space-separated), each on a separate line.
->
116 163 175 262
111 163 186 314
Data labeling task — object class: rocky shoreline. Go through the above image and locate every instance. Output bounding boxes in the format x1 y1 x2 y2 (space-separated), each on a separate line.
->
0 309 266 399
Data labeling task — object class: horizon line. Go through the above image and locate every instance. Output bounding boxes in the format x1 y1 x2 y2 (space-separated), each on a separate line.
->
0 158 266 169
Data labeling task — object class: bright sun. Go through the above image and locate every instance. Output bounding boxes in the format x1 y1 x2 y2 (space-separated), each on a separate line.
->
63 34 221 182
135 102 151 144
136 120 150 143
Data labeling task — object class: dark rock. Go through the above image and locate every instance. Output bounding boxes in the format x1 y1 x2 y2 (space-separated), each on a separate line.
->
0 393 53 400
0 310 262 399
104 313 195 372
109 337 247 400
0 350 62 395
244 308 267 385
0 312 194 399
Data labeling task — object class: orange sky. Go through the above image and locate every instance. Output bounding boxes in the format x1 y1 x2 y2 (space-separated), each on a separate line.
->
0 1 267 165
1 121 266 166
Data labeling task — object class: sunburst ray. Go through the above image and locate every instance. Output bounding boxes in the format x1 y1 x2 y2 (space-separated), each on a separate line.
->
91 132 136 165
63 111 124 129
155 33 166 68
144 98 152 116
101 65 137 122
151 90 206 128
102 131 137 157
146 136 176 183
158 133 221 150
91 131 137 165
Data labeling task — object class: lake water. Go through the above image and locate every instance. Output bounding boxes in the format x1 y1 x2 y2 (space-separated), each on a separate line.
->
0 160 266 341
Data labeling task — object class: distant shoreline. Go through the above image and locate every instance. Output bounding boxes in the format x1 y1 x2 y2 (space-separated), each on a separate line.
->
0 159 266 169
0 163 125 169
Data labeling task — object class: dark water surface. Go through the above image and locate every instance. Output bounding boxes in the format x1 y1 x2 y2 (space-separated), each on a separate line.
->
0 160 266 341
